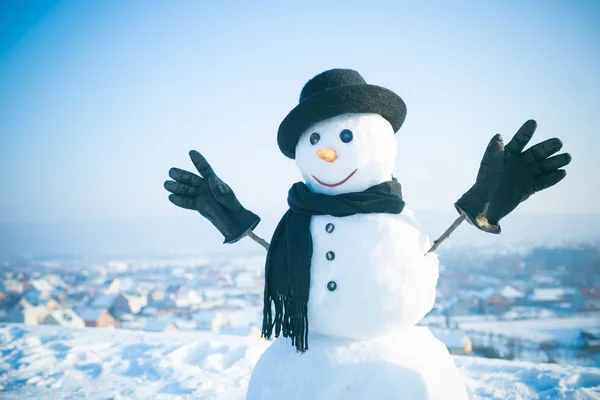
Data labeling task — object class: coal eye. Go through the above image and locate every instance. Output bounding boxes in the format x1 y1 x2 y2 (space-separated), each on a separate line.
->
310 132 320 145
340 129 353 143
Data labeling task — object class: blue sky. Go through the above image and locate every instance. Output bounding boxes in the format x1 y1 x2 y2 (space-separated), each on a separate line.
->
1 0 599 227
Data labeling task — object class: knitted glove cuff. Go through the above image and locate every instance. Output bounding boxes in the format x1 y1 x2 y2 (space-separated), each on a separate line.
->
454 188 501 234
222 210 261 244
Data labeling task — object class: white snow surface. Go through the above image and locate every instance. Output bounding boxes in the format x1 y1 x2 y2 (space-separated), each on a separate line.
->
2 324 599 400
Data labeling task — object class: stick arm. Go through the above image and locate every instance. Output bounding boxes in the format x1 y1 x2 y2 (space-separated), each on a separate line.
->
426 214 466 254
247 214 464 254
247 230 270 251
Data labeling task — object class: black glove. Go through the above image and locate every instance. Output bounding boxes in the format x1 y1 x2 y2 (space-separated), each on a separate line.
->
455 120 571 234
164 150 260 244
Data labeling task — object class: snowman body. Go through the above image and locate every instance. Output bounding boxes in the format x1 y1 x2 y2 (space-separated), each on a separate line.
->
247 113 468 399
246 328 468 400
307 209 438 339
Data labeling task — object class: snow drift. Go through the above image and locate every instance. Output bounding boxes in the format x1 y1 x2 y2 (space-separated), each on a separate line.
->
1 324 599 399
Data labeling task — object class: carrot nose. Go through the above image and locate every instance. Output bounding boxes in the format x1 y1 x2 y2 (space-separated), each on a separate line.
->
317 148 338 163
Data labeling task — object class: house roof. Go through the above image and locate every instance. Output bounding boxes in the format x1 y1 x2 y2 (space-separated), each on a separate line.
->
90 294 119 308
477 288 498 300
530 288 577 302
11 302 47 317
17 298 32 308
29 279 53 293
48 309 85 327
582 328 600 339
121 319 147 330
141 306 158 316
2 279 23 293
194 310 217 323
123 292 146 301
48 275 68 288
144 316 177 332
580 288 600 299
77 307 107 321
500 286 525 299
173 319 197 330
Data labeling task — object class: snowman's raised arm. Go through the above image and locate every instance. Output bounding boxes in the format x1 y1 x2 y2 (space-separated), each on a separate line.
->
449 120 570 240
164 150 266 247
426 215 466 254
247 231 270 251
427 120 571 254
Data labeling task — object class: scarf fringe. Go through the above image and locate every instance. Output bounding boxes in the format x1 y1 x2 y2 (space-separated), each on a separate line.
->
262 291 309 352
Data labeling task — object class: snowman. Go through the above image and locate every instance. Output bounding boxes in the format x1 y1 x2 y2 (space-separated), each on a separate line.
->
164 69 571 399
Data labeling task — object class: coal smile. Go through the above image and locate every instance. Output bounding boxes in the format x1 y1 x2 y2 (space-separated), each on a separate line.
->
312 169 358 187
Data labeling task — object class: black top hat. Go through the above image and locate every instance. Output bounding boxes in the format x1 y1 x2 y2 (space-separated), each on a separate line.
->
277 68 407 159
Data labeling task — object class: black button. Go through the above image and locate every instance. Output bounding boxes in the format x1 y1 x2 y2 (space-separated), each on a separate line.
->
325 223 335 233
327 281 337 291
326 251 335 261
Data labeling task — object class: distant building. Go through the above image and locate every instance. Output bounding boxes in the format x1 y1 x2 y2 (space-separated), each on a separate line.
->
502 306 557 320
234 271 261 289
483 293 511 314
166 284 182 295
43 309 85 328
174 287 203 307
431 328 473 355
141 306 158 317
52 288 69 302
66 288 89 303
0 282 8 303
7 299 49 324
216 308 262 336
173 318 197 331
78 307 119 328
527 287 581 312
144 316 179 333
500 286 525 301
90 293 119 309
149 289 165 302
47 274 69 290
120 319 147 330
2 279 24 295
478 289 511 314
528 288 577 304
22 285 50 304
21 278 57 304
111 293 148 316
104 278 121 294
40 298 62 313
148 291 177 310
194 310 219 331
580 288 600 311
28 279 54 293
580 328 600 351
442 295 479 317
88 292 147 318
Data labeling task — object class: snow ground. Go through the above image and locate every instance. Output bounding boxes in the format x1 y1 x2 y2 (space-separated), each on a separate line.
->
1 324 599 400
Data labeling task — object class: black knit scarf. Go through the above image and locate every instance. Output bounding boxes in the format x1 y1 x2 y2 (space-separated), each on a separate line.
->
261 179 405 352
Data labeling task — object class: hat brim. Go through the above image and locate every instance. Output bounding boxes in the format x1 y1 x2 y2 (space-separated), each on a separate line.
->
277 84 407 159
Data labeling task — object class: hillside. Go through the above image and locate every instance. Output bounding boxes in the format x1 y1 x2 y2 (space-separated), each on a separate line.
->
1 324 599 399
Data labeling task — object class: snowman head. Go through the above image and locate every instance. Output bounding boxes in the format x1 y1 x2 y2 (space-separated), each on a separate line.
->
295 113 397 195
